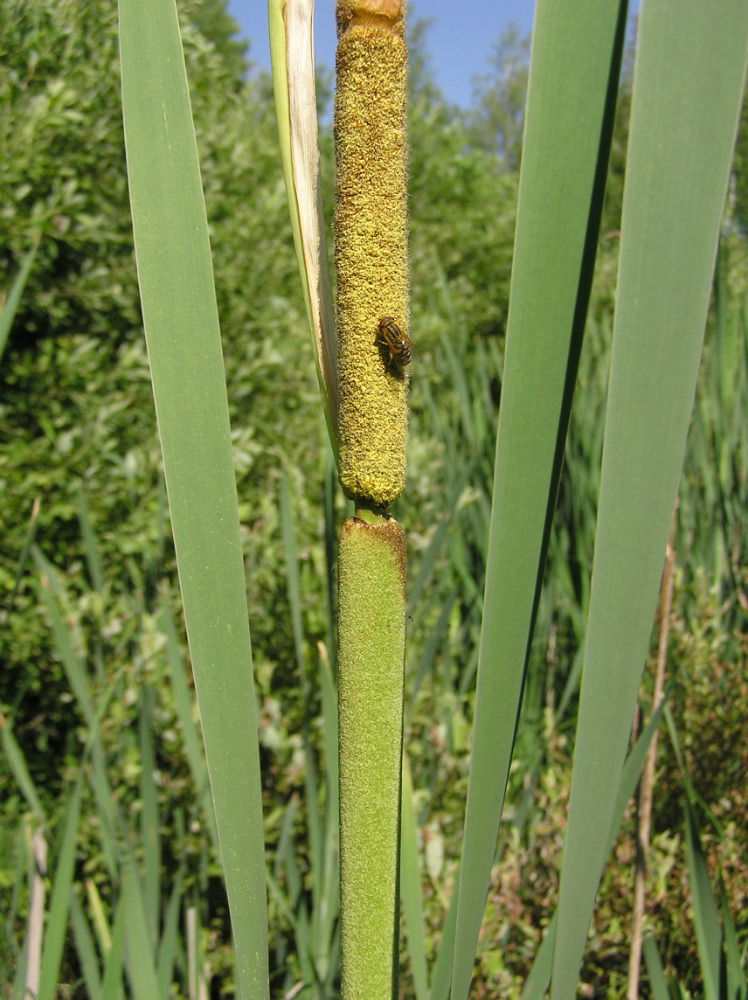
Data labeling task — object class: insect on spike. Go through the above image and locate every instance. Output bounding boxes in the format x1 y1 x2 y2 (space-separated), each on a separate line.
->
376 316 412 371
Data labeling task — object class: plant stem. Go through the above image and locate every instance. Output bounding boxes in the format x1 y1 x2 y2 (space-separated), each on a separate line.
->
338 514 406 1000
627 504 677 998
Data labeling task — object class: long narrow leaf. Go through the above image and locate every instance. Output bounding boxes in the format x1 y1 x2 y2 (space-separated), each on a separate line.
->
119 0 269 995
280 469 306 682
75 485 105 593
642 937 670 1000
317 645 340 976
428 881 459 1000
550 5 748 997
157 865 185 997
70 891 103 1000
400 754 428 1000
667 712 729 1000
139 685 161 950
1 498 40 650
121 849 161 1000
0 714 46 828
32 548 118 878
719 877 747 1000
521 689 672 1000
160 600 218 851
278 469 326 963
100 897 127 1000
450 3 628 996
684 802 723 1000
38 781 84 1000
0 241 37 363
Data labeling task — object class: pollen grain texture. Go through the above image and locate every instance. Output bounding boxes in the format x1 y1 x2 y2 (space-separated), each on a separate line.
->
334 0 409 508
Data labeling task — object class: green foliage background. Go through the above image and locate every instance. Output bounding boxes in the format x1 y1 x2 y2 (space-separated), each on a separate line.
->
1 0 747 994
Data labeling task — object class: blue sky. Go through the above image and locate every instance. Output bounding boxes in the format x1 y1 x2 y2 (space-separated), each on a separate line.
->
226 0 536 109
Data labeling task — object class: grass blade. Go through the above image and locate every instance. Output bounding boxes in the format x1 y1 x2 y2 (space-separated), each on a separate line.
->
0 240 37 363
550 5 748 996
684 802 723 1000
400 754 428 1000
1 498 40 658
160 600 218 851
157 865 185 997
719 877 747 1000
280 469 306 683
119 0 269 994
86 878 114 962
75 485 105 593
0 714 46 828
519 912 557 1000
450 3 628 995
666 710 728 1000
32 548 118 877
38 780 84 1000
121 847 161 999
642 937 670 1000
33 547 97 724
100 897 127 1000
139 685 161 950
521 690 671 1000
317 644 340 977
278 468 330 974
70 891 103 1000
428 880 458 1000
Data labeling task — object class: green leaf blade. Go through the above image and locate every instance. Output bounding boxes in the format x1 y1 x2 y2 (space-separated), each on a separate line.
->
118 0 269 995
450 3 627 997
38 782 84 1000
550 5 748 997
400 755 428 1000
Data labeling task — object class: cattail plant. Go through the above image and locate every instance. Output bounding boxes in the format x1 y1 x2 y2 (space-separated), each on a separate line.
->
333 1 409 997
115 0 748 996
270 0 412 992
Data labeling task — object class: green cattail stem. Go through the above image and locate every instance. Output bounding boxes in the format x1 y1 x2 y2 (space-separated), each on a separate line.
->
338 514 406 1000
335 0 409 508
